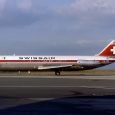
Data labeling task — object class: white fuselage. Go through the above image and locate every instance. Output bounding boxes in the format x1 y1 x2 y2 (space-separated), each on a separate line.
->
0 55 114 71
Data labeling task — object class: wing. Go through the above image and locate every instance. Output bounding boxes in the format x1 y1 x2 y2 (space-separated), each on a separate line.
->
38 65 72 70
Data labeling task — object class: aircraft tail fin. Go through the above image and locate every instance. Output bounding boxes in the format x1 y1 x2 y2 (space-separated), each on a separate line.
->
98 40 115 56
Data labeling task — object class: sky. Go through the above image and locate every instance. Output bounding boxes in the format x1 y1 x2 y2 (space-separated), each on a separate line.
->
0 0 115 69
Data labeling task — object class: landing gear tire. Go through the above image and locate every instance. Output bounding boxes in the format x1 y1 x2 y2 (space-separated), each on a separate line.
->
18 71 21 74
28 71 31 74
55 71 61 76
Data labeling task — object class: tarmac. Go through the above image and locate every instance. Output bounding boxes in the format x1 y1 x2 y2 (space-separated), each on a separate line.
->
1 75 115 115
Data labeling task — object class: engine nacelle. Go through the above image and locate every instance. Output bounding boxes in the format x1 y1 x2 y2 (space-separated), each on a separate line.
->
77 60 100 66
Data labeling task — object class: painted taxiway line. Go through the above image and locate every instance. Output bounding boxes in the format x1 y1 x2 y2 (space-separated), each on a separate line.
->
0 75 115 79
0 85 114 90
28 98 55 101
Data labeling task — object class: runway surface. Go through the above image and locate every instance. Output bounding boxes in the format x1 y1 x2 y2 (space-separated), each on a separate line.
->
1 75 115 115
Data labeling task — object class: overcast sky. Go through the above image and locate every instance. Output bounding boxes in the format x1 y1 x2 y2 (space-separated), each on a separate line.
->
1 0 115 69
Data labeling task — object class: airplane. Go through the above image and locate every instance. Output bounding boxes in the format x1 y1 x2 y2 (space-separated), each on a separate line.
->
0 40 115 75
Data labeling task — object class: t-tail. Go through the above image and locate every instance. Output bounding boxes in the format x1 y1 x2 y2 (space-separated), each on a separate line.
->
98 40 115 57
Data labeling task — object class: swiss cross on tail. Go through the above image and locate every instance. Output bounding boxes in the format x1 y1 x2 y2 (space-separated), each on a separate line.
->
110 46 115 54
98 40 115 56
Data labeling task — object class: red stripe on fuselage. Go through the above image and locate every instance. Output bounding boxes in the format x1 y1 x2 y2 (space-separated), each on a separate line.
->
0 60 78 63
0 60 114 63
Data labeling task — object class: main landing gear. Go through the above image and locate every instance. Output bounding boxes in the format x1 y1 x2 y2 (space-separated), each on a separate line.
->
55 71 61 76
